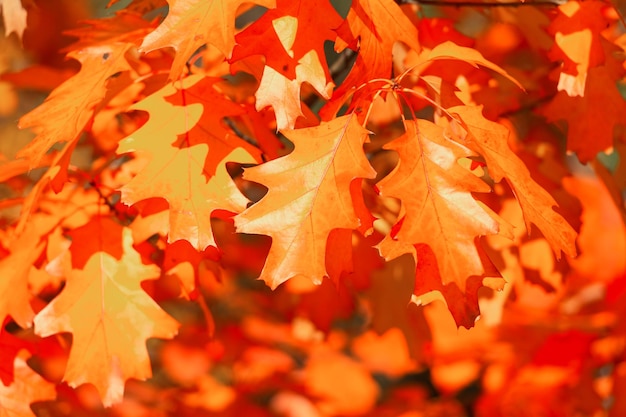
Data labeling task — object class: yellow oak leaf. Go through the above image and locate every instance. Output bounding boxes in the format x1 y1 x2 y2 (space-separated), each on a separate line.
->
117 75 257 250
33 228 179 406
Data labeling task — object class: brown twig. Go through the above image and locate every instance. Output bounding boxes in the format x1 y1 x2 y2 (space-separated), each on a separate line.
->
397 0 564 7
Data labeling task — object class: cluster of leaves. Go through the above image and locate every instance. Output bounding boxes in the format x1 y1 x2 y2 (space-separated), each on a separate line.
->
0 0 626 415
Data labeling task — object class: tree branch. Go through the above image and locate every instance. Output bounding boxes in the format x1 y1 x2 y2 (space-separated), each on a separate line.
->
397 0 564 7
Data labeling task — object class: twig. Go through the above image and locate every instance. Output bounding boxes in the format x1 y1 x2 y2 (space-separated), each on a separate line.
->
499 93 557 118
397 0 564 7
329 49 357 82
224 117 258 147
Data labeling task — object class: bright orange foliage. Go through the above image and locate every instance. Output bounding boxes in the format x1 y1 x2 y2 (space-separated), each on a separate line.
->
0 0 625 416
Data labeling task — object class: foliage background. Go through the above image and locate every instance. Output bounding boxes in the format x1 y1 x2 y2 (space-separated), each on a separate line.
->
1 0 626 416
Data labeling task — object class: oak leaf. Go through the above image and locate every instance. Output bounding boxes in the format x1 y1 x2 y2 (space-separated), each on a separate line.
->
235 115 376 289
0 351 56 417
377 120 502 285
255 52 333 130
376 120 507 327
230 0 341 80
0 236 44 333
323 0 421 117
540 39 626 162
0 323 31 386
117 75 257 250
33 228 179 406
18 43 133 169
140 0 277 79
230 0 340 129
0 0 26 40
447 105 577 258
548 1 608 96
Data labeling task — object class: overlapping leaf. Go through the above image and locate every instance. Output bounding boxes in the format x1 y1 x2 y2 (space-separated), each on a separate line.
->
0 0 27 40
117 75 258 250
235 115 376 289
323 0 421 117
33 228 179 406
140 0 277 79
448 106 577 258
0 351 56 417
18 44 133 169
230 0 340 129
376 119 507 327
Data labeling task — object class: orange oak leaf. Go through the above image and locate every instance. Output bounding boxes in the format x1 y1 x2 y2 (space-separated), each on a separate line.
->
323 0 421 118
230 0 340 129
377 119 502 282
0 322 32 386
415 41 523 90
68 217 124 269
447 105 577 259
163 75 262 173
231 0 341 80
62 10 156 52
0 0 27 40
255 53 333 130
18 43 133 169
117 75 256 250
376 120 508 326
548 1 609 96
140 0 277 79
33 228 179 407
235 114 376 289
540 39 626 162
0 351 56 417
0 234 45 332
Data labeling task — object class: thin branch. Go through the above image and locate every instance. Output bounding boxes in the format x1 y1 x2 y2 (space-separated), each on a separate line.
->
397 0 564 7
329 49 357 82
499 93 556 118
224 117 258 147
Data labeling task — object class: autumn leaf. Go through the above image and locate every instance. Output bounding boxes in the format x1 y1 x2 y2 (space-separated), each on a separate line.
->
0 323 31 386
33 228 179 406
18 43 133 169
0 351 56 417
140 0 277 79
0 0 27 40
417 41 523 90
548 1 609 96
230 0 340 129
230 0 340 80
540 39 626 162
377 120 502 286
447 105 577 258
62 10 156 51
254 54 333 130
322 0 421 118
235 114 376 289
0 236 44 333
376 119 508 327
117 75 257 250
